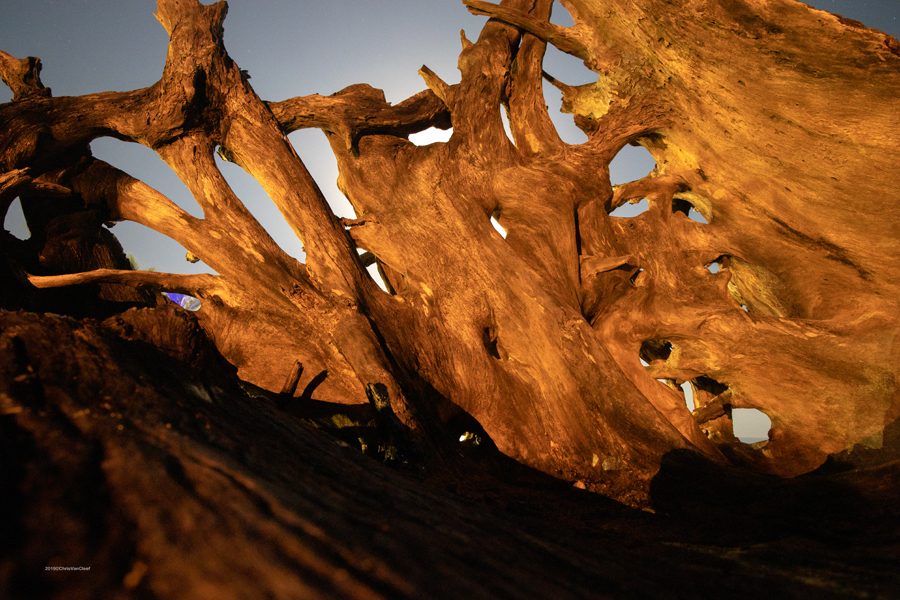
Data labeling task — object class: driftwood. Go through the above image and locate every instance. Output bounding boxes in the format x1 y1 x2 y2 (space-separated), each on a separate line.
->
3 0 900 502
2 0 900 594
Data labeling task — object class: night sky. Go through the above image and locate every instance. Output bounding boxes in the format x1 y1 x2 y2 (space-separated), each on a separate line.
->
2 1 898 439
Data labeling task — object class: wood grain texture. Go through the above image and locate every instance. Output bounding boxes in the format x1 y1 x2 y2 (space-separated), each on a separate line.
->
1 0 899 510
1 309 898 598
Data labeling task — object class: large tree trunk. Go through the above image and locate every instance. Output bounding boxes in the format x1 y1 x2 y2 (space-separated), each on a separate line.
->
2 0 899 508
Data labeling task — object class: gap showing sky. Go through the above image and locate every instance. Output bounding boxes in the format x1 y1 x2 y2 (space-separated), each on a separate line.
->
2 0 898 269
2 1 898 440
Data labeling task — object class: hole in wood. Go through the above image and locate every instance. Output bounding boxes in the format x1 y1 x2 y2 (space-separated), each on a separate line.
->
640 339 673 362
4 197 29 240
610 198 649 218
482 326 507 360
164 292 201 311
356 248 390 293
549 2 575 27
408 127 453 146
672 197 692 217
672 196 709 223
490 215 507 239
693 375 729 397
688 208 708 224
681 381 695 411
708 254 731 274
500 107 515 147
732 408 772 444
630 267 645 285
609 144 656 186
688 376 735 440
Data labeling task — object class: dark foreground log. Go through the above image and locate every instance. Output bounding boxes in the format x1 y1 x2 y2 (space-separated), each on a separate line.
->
1 308 898 599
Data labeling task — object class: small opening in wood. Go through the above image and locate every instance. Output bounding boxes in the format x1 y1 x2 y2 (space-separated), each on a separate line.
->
640 339 673 362
609 145 656 186
708 255 729 274
689 208 709 224
630 267 645 285
500 107 515 147
672 197 692 217
164 292 201 311
681 381 695 411
549 2 575 27
673 196 708 223
408 127 453 146
490 215 507 239
483 327 501 359
356 248 390 293
482 326 507 360
733 408 772 444
610 198 649 218
693 375 729 397
4 197 30 240
444 408 495 454
688 376 734 438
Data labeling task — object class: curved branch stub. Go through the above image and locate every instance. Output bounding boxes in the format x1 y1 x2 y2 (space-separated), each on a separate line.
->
0 168 32 216
0 51 51 101
505 0 565 156
460 29 475 51
463 0 591 61
155 0 227 38
269 86 451 153
610 174 686 212
27 268 228 304
418 66 452 106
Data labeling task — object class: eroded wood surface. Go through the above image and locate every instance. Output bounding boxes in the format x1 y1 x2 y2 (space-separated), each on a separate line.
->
1 309 898 599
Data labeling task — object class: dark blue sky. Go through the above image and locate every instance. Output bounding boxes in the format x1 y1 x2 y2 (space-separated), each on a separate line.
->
2 1 898 273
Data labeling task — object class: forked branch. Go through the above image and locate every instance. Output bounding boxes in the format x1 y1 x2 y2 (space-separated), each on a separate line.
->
505 0 565 157
0 50 51 101
269 86 451 153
